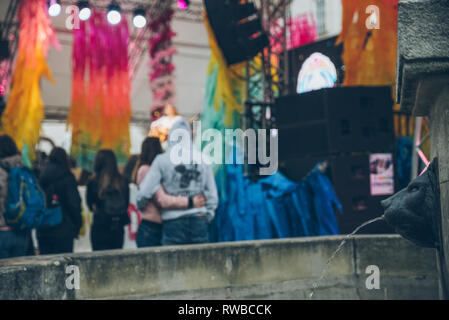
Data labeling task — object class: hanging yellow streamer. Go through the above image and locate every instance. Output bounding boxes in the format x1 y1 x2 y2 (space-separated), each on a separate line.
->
203 11 247 127
1 0 58 159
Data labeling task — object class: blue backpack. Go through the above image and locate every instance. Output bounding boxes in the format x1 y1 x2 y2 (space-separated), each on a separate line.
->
4 166 62 230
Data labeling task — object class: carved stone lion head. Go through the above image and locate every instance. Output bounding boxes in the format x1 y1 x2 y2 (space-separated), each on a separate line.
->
381 158 440 249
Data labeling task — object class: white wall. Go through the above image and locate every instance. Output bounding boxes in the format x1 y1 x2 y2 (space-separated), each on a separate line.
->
290 0 342 37
39 121 148 156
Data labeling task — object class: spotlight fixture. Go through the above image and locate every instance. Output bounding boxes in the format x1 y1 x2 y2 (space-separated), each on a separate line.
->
48 0 62 17
78 1 91 21
107 1 121 25
177 0 190 11
133 8 147 29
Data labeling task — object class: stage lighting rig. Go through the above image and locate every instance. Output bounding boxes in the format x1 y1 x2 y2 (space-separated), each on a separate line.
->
78 1 91 21
133 7 147 28
48 0 62 17
107 1 122 25
178 0 190 11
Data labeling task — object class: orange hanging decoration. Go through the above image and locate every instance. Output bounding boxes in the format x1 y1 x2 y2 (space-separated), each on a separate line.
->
336 0 399 89
1 0 59 161
336 0 412 136
68 9 131 170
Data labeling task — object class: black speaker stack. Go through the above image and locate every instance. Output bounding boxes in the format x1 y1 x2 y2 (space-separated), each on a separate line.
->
204 0 269 66
276 86 395 234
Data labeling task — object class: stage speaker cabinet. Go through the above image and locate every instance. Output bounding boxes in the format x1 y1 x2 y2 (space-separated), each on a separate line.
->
330 154 395 234
275 86 395 160
204 0 269 66
279 155 328 182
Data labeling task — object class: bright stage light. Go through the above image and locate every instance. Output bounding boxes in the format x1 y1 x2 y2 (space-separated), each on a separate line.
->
107 2 121 25
48 0 61 17
296 52 337 94
133 8 147 28
78 1 91 21
177 0 190 11
79 7 91 21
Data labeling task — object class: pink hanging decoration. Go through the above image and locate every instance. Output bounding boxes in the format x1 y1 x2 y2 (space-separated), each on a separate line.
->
148 8 177 118
288 13 318 50
271 13 318 53
0 60 11 97
68 9 131 169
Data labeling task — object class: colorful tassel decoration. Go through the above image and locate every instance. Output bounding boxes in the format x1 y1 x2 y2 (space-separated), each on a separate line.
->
148 9 177 117
1 0 59 161
68 9 131 170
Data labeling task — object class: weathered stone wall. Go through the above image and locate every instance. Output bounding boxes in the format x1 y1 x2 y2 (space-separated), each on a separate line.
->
430 86 449 297
397 0 449 298
396 0 449 114
0 235 439 300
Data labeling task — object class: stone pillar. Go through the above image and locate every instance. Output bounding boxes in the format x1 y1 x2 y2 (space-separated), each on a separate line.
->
397 0 449 299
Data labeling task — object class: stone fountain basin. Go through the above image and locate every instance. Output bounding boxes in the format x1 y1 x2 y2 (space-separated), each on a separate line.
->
0 235 439 299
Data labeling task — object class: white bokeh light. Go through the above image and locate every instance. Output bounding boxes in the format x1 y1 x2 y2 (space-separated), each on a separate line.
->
48 3 61 17
133 15 147 28
79 7 91 21
107 9 121 25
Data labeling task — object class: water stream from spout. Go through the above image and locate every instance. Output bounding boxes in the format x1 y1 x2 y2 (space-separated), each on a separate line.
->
308 215 385 299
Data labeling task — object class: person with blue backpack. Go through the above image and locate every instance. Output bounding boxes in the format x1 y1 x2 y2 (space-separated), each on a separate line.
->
0 135 63 259
37 147 82 255
0 135 30 259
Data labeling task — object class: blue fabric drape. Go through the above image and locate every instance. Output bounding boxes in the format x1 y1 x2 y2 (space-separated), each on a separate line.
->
396 137 412 190
210 162 342 242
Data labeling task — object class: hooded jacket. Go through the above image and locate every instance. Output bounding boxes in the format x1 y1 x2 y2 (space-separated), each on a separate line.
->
37 162 82 239
0 154 23 228
137 119 218 222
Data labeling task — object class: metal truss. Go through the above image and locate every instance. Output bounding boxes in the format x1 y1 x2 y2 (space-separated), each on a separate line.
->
243 0 291 128
124 0 204 81
258 0 291 98
242 0 291 177
127 0 175 80
60 0 203 22
59 0 203 81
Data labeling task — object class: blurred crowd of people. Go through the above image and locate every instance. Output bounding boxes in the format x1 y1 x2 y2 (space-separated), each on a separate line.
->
0 105 218 260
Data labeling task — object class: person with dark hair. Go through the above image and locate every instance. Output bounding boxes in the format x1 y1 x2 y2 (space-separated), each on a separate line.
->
137 137 162 165
32 151 47 179
87 149 130 251
37 147 82 254
0 134 20 159
122 154 139 184
134 137 206 247
69 156 77 169
0 135 29 259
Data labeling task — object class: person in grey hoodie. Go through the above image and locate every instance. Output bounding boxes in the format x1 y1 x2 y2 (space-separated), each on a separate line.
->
0 135 29 259
137 118 218 245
